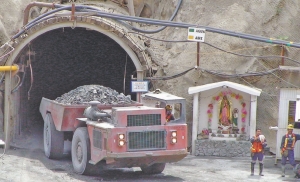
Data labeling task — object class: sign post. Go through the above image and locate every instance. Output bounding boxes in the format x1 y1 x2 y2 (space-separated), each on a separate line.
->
131 81 149 92
188 27 206 68
187 27 206 42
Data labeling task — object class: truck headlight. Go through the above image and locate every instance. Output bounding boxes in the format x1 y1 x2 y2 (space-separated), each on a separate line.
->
119 134 125 140
119 140 125 146
171 131 177 144
171 138 177 144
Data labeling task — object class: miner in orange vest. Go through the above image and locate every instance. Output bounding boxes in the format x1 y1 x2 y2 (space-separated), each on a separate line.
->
250 128 267 176
165 105 175 122
280 124 300 177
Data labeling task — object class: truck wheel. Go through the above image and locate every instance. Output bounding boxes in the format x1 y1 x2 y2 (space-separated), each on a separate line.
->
72 127 93 175
43 113 64 159
141 163 166 174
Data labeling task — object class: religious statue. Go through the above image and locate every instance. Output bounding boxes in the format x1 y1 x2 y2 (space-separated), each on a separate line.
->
232 108 239 134
219 95 232 126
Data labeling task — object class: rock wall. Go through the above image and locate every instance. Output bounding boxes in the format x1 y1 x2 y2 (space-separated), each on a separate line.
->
0 0 33 45
1 0 300 153
144 0 300 153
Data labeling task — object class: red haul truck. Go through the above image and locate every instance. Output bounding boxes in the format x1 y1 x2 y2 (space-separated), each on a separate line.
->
39 89 188 174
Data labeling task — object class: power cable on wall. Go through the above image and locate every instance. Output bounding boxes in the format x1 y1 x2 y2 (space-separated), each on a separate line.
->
143 67 195 81
128 32 300 65
238 35 300 89
5 4 300 81
120 0 183 34
12 4 300 49
127 33 292 79
7 3 300 80
239 77 277 97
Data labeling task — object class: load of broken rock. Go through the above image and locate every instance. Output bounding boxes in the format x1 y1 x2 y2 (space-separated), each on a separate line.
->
55 85 134 105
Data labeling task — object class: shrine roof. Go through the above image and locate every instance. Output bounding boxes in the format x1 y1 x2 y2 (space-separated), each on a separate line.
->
142 89 185 101
188 81 261 96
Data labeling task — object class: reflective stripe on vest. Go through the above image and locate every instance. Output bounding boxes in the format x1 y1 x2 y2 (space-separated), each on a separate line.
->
284 133 295 149
251 139 263 153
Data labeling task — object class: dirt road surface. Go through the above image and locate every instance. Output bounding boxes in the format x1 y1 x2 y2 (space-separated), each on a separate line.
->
0 123 298 182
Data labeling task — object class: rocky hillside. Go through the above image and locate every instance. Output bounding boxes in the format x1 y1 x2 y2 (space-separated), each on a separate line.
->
1 0 300 152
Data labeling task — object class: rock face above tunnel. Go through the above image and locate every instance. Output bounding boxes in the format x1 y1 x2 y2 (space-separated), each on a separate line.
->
55 85 134 105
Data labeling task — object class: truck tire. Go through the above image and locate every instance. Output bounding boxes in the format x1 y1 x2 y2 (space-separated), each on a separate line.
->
141 163 166 174
43 113 64 159
72 127 93 175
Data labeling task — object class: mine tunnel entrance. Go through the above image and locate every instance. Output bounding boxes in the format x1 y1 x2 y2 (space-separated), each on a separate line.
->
17 27 137 129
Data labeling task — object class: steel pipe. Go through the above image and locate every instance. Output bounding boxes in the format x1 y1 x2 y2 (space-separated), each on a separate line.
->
0 65 18 72
23 1 56 25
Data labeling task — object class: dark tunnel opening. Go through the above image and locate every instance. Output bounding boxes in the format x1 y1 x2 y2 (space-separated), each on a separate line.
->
17 27 137 127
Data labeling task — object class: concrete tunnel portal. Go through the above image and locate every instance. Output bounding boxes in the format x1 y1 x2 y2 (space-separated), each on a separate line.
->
21 27 137 122
3 17 150 144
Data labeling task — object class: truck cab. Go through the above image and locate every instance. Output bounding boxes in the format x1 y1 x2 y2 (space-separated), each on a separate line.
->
141 89 186 124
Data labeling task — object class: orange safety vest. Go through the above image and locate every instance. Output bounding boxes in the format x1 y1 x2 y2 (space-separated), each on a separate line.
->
251 137 263 153
283 133 296 150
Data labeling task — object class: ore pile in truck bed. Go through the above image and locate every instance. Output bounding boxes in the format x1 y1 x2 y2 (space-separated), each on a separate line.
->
54 85 134 105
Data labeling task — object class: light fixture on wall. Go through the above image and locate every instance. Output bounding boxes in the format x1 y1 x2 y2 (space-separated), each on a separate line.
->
222 85 228 88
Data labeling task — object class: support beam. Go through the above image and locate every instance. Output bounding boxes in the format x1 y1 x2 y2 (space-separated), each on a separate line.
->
4 71 12 150
192 93 199 155
249 95 257 137
127 0 137 27
127 0 135 16
136 70 144 102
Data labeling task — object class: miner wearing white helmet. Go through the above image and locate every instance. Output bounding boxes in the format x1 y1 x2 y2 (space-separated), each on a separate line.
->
280 124 300 177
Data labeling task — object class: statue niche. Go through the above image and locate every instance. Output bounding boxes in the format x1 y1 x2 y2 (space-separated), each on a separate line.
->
218 95 232 133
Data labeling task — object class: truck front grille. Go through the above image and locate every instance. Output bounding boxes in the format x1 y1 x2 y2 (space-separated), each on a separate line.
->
93 130 102 149
128 130 166 151
127 114 161 126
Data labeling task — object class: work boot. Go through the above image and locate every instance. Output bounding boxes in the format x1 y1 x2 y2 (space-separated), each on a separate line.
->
259 163 264 176
251 163 255 176
282 165 286 177
293 165 299 178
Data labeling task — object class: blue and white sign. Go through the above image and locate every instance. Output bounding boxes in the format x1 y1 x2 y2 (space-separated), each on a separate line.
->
131 81 149 92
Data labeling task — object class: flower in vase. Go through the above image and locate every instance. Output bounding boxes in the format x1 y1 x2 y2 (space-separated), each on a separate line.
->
242 102 246 107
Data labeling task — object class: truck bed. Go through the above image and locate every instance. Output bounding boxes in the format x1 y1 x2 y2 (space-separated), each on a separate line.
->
39 97 142 131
